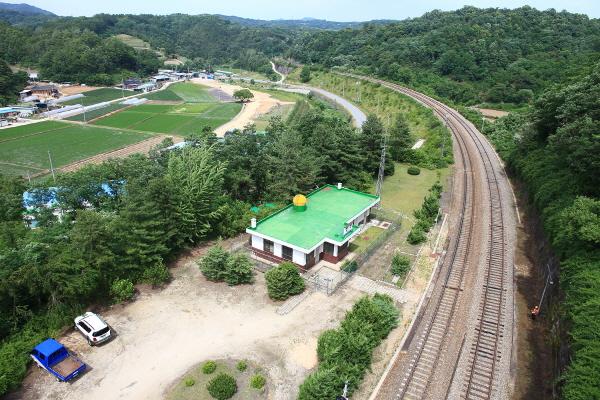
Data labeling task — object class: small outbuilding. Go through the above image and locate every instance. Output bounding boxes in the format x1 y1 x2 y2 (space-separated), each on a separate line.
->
247 184 379 270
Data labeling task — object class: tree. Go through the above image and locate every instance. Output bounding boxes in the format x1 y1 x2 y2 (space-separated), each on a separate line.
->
359 114 393 176
198 245 230 282
264 262 305 300
389 114 413 162
233 89 254 102
300 65 311 83
0 60 27 106
224 253 254 285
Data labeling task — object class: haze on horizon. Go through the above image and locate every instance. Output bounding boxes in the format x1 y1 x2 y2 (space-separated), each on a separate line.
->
4 0 600 20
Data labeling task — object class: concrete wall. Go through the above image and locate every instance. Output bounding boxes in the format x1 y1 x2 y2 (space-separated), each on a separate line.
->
274 243 282 258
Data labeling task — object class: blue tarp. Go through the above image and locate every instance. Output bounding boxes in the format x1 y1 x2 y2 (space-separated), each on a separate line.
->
23 182 121 209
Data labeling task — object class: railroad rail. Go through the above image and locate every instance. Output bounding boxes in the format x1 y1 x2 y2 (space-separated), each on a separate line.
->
338 72 513 399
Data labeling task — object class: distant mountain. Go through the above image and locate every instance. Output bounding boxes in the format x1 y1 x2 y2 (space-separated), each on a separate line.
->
218 15 395 30
0 2 57 25
0 2 55 15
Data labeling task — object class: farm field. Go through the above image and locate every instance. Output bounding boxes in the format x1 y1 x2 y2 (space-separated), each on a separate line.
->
65 103 129 122
0 121 152 176
62 88 130 106
93 103 242 135
143 82 217 103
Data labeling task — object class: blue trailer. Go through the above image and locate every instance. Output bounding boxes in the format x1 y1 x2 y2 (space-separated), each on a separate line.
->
31 339 86 382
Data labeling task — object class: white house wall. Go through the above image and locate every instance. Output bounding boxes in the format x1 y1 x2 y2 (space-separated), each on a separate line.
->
274 243 282 258
251 235 263 250
293 249 307 266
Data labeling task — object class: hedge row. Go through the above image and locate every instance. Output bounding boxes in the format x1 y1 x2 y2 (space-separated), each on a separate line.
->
297 294 399 399
407 182 442 244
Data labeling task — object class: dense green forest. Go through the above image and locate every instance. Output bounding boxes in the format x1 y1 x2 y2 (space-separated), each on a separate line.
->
289 7 600 105
0 99 386 395
477 65 599 399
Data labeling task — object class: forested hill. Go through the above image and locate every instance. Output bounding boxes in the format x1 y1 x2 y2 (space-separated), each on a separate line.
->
289 6 600 105
0 2 56 25
218 15 394 30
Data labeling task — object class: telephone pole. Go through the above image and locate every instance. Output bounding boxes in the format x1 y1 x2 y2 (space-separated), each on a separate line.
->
375 124 388 199
48 150 56 182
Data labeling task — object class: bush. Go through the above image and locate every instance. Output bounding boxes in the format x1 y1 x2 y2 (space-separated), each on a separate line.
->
236 360 247 372
341 260 358 273
110 279 135 303
207 373 237 400
407 166 421 175
407 226 427 244
199 245 229 281
225 254 254 285
250 374 266 389
202 360 217 374
264 262 305 300
391 254 411 277
141 261 170 287
184 377 195 387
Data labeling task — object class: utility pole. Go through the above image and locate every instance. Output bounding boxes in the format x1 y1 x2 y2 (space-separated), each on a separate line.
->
375 121 388 199
48 150 56 182
121 78 125 98
481 116 485 132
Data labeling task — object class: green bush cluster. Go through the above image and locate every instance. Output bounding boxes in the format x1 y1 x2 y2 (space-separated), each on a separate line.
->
236 360 247 372
298 294 399 399
341 260 358 273
110 279 135 303
198 246 254 286
184 377 195 387
141 261 171 287
391 253 411 278
202 360 217 374
407 182 442 245
264 262 305 301
407 166 421 175
250 374 266 389
207 373 237 400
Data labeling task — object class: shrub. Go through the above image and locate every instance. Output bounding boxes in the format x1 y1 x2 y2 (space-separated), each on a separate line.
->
184 377 195 387
141 261 170 287
264 262 305 300
391 254 411 277
407 226 427 244
225 253 254 286
236 360 247 372
207 373 237 400
250 374 266 389
298 367 341 400
202 360 217 374
199 245 230 282
110 279 135 303
341 260 358 273
407 166 421 175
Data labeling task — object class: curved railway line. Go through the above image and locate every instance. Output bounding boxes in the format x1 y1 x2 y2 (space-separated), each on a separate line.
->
338 73 515 400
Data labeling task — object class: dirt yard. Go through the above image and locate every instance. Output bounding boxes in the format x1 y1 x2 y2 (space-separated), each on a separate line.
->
59 85 103 96
192 78 294 136
19 243 366 400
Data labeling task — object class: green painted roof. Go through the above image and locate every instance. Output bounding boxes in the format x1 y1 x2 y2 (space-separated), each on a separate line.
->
248 185 379 250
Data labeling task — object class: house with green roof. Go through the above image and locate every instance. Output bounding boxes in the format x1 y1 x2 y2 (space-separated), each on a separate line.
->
246 183 380 270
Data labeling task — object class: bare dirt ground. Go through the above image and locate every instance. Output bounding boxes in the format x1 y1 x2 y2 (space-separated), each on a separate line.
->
192 78 293 136
57 134 183 174
18 240 367 400
59 85 103 96
475 108 510 119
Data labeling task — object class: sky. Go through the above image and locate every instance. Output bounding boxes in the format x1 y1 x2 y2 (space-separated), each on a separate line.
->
8 0 600 20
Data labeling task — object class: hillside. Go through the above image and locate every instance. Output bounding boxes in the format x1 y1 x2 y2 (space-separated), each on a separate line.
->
0 2 56 25
289 6 600 105
218 15 394 30
0 2 54 15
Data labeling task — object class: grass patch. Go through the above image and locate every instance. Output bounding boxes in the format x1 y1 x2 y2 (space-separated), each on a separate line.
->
166 359 266 400
0 123 151 174
63 88 129 106
92 111 153 129
0 121 66 142
170 82 216 103
143 89 183 102
349 226 385 254
65 103 129 122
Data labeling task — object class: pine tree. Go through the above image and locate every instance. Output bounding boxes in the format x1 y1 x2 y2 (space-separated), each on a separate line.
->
389 114 413 162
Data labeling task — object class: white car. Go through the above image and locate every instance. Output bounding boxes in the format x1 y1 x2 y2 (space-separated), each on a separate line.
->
74 312 112 346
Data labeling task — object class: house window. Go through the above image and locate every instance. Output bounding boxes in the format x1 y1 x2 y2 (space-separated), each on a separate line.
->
282 246 293 261
324 242 335 255
264 240 274 254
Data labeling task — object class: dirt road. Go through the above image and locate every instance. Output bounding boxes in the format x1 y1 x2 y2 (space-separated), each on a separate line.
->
19 243 366 400
192 78 293 136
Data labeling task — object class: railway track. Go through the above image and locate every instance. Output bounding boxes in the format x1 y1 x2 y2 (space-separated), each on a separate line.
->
338 73 513 399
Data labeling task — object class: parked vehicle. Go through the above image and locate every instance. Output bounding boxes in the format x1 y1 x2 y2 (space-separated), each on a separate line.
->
31 339 86 382
74 312 112 345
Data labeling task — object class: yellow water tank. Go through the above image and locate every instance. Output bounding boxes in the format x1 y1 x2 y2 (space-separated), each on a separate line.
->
293 194 308 211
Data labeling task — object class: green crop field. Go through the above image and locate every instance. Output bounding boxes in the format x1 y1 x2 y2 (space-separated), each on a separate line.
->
143 89 182 102
93 102 242 134
63 88 131 106
65 103 129 122
143 82 216 103
0 122 151 176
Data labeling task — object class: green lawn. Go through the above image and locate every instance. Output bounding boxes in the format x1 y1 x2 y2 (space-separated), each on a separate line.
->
92 111 153 129
0 121 66 142
381 163 450 216
142 89 183 102
169 82 216 102
63 88 130 106
349 226 385 254
0 122 151 175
